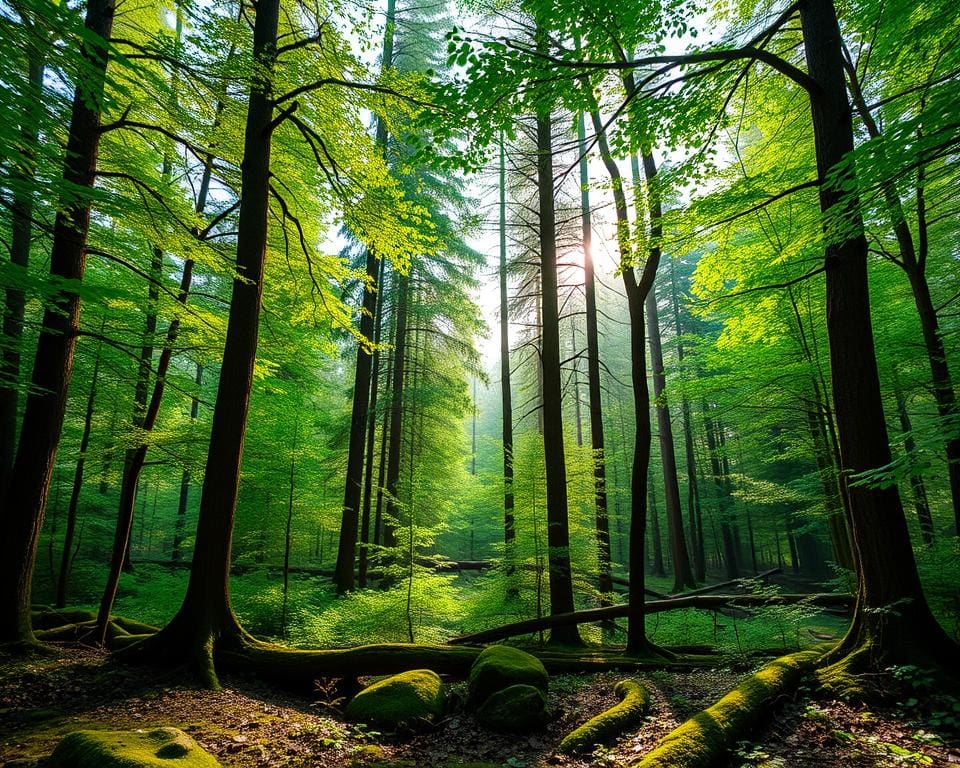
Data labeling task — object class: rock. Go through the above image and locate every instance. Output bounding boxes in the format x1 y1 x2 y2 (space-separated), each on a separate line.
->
344 669 445 730
47 727 220 767
475 683 549 733
466 645 548 708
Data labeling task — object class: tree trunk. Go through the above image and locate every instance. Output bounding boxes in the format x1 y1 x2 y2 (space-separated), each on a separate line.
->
800 0 958 674
894 384 934 543
498 135 516 548
535 93 580 646
55 335 104 608
359 258 386 587
845 61 960 535
585 94 659 654
627 152 695 591
0 51 45 501
669 260 705 581
648 486 665 576
577 112 612 602
0 0 115 645
173 363 203 562
704 408 739 579
384 270 410 550
123 0 280 685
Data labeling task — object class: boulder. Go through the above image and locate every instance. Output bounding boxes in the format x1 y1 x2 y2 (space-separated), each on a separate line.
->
344 669 445 730
47 727 220 767
466 645 548 707
475 683 549 732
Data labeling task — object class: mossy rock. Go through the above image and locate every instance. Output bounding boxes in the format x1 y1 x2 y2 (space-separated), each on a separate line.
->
344 669 445 730
475 683 549 733
47 727 220 767
467 645 548 707
559 679 649 753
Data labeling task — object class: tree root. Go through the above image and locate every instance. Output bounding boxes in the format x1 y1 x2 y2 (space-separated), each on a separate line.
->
633 646 830 768
559 679 650 753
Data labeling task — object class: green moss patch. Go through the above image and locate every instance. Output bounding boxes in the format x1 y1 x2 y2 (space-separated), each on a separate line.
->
475 683 549 733
47 727 220 767
344 669 445 730
467 645 548 707
634 648 825 767
559 679 649 753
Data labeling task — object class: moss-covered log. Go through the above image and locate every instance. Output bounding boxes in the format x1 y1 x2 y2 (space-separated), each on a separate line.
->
560 679 650 753
203 641 706 691
633 647 828 768
448 594 852 646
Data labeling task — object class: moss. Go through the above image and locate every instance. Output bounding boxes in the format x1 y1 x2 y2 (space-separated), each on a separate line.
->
467 645 548 707
475 683 549 733
47 727 220 767
634 648 826 768
559 679 649 753
344 669 445 730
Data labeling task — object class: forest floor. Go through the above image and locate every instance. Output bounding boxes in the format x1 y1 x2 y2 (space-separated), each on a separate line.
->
1 645 957 768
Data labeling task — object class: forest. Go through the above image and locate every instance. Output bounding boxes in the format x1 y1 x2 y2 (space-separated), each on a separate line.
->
0 0 959 764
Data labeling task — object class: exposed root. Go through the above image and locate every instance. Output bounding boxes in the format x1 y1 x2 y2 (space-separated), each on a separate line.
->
559 679 650 753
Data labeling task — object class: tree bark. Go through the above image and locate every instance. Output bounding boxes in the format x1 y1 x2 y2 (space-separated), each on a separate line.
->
669 259 706 581
0 0 115 645
800 0 958 672
497 137 516 549
536 92 580 646
630 152 695 591
845 60 960 534
577 112 612 602
173 363 203 562
123 0 280 684
0 51 45 501
55 335 104 608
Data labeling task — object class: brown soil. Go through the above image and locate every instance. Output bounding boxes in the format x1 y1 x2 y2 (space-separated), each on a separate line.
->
1 646 956 767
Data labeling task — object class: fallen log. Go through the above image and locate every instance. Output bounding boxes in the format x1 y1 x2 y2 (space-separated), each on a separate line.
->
560 679 650 753
447 593 853 646
633 646 829 767
213 642 708 691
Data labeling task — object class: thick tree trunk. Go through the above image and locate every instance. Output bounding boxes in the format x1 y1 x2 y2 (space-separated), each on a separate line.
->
577 112 611 601
846 62 960 534
122 0 280 684
800 0 958 674
536 98 580 646
56 336 104 608
0 52 44 501
0 0 115 645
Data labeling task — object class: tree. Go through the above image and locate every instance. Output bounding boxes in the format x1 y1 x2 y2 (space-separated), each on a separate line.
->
0 0 116 646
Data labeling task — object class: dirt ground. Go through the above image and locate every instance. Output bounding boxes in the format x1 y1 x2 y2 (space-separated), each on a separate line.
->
1 646 957 767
